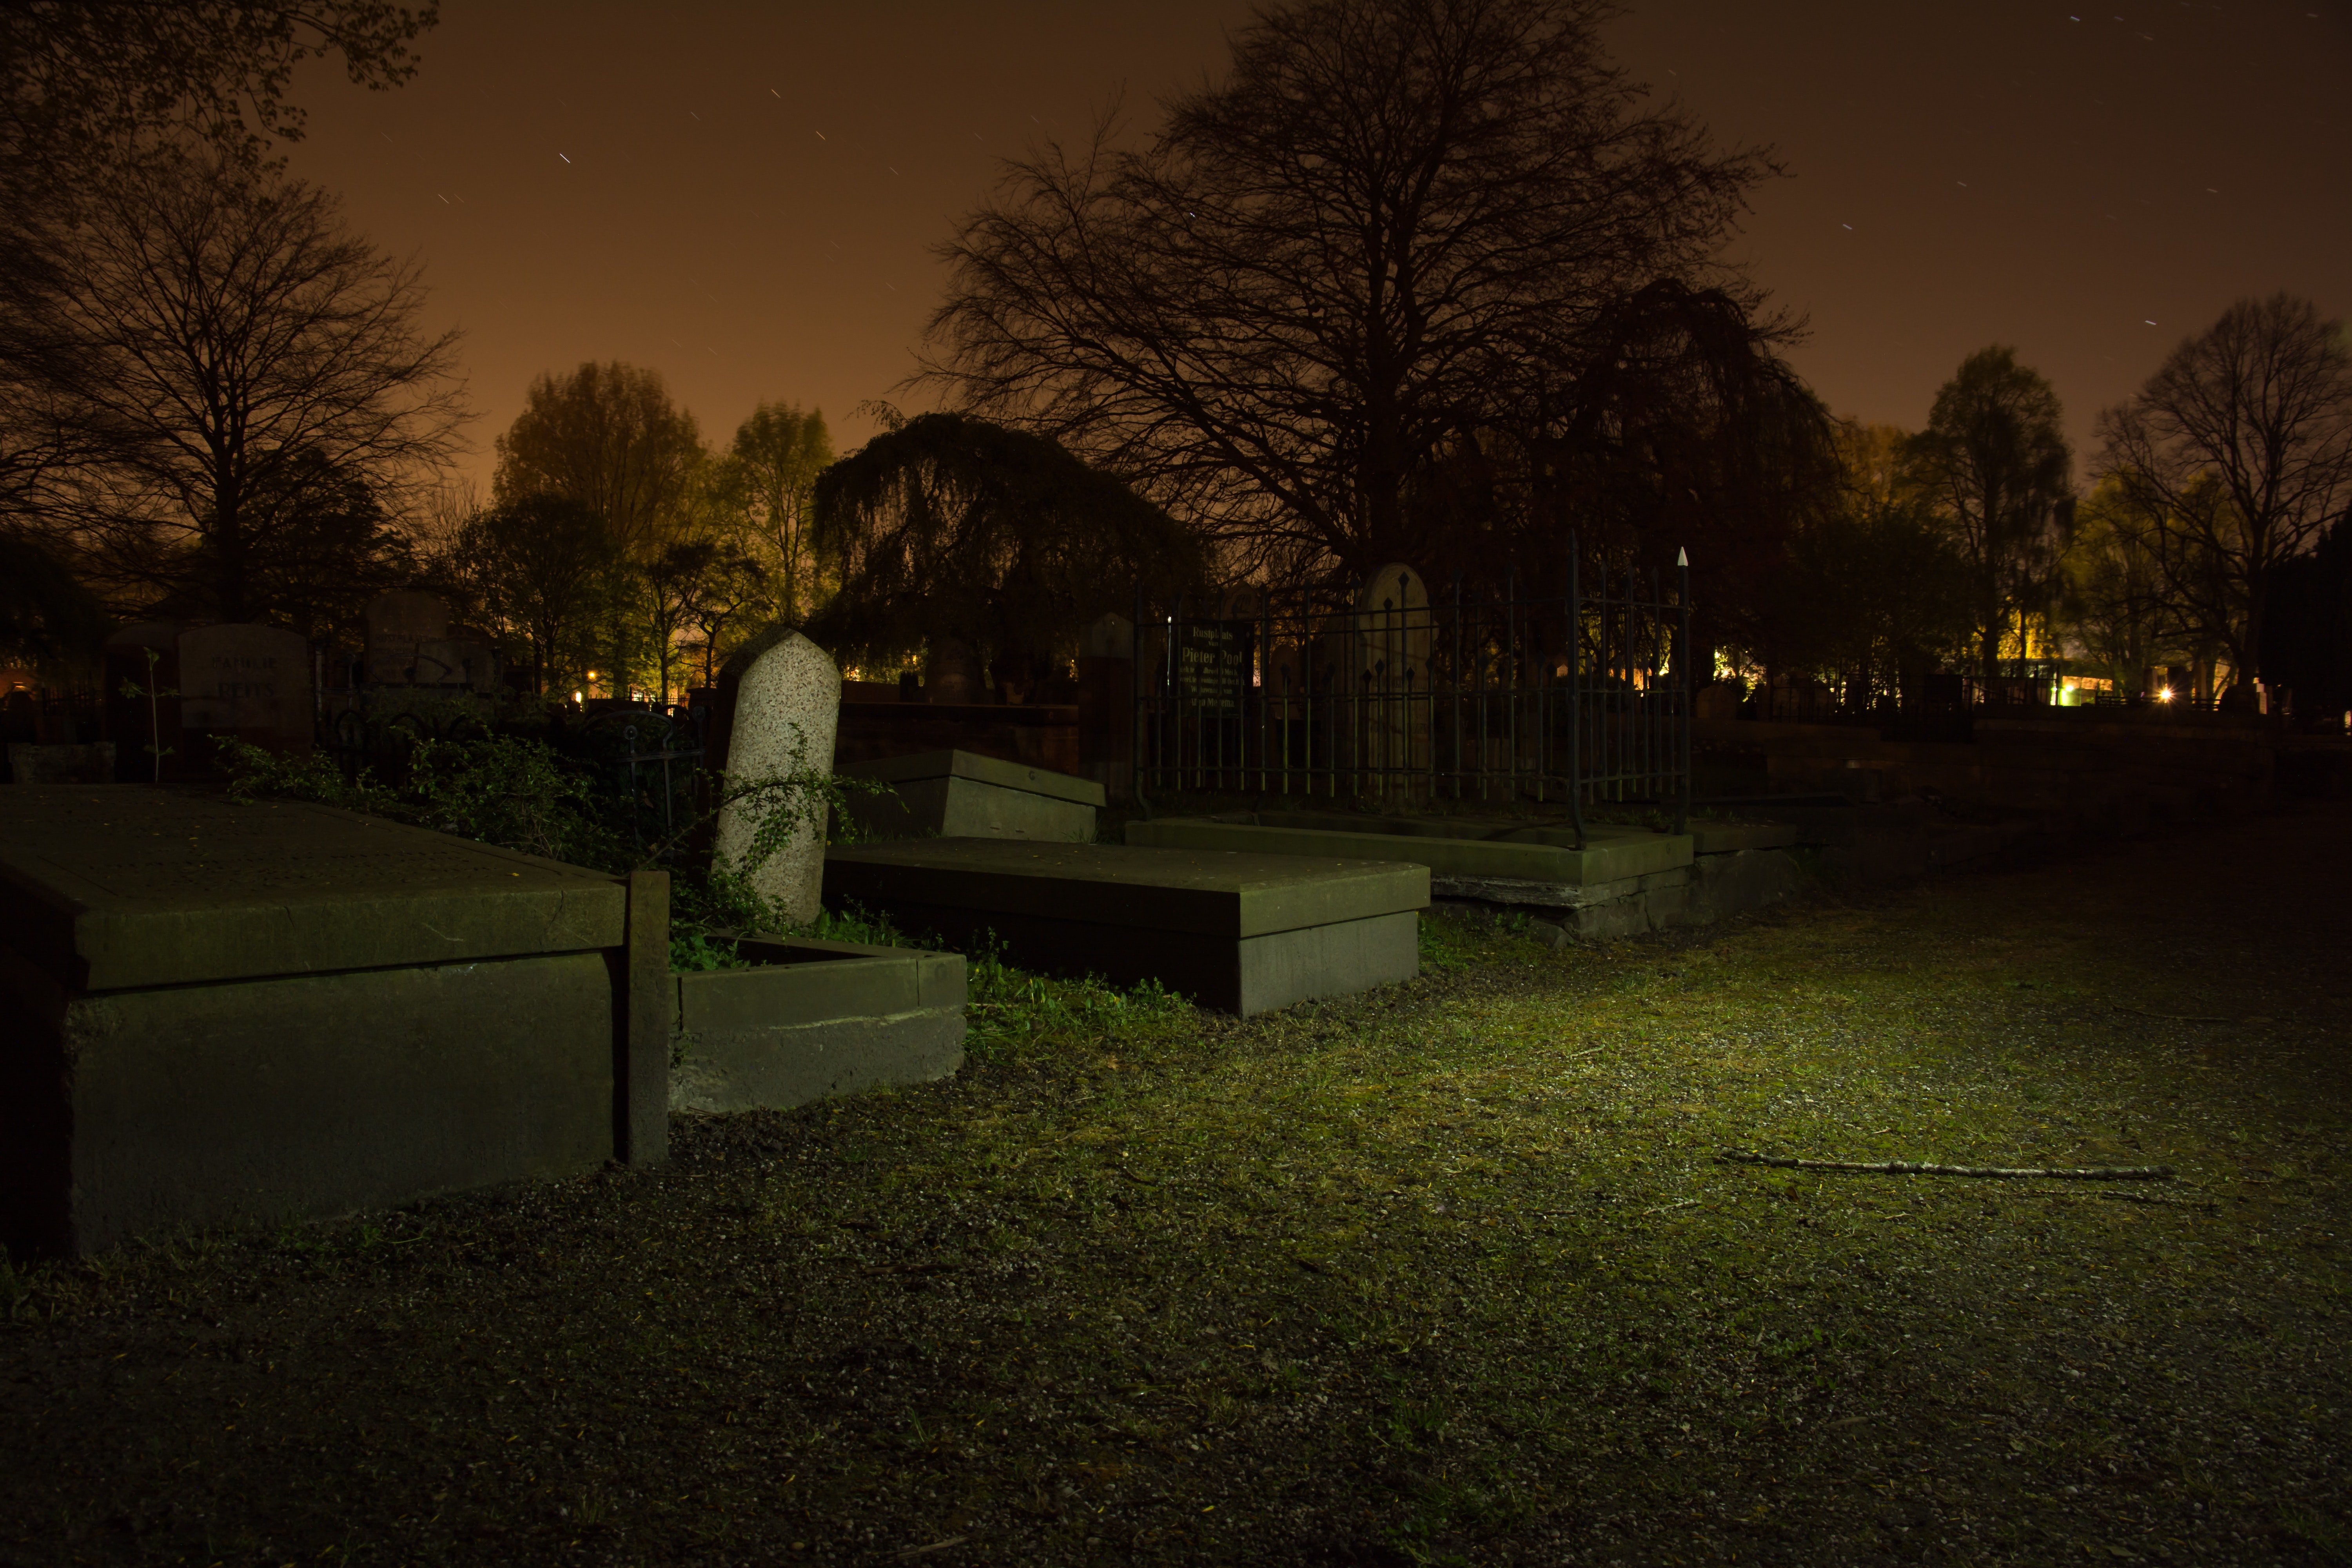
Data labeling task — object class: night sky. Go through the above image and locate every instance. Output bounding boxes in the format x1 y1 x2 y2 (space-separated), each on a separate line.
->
281 0 2351 497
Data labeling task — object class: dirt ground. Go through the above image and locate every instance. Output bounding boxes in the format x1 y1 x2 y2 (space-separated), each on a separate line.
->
3 802 2347 1566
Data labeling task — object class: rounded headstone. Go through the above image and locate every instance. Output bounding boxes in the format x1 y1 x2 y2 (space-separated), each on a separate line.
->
713 629 842 926
364 590 450 685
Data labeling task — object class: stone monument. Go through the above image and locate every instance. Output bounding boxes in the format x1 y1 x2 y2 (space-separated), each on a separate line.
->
713 628 842 926
363 589 450 684
178 623 313 757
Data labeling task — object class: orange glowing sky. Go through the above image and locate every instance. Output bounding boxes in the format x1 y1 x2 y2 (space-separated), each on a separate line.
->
282 0 2352 498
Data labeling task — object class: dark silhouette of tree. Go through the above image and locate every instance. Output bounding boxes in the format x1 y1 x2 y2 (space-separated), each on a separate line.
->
0 2 441 555
0 532 110 671
447 494 612 695
5 152 464 624
809 414 1203 687
2259 521 2352 724
2 1 436 179
922 0 1781 582
2095 293 2352 699
200 446 417 641
1765 421 1971 701
1901 347 2072 681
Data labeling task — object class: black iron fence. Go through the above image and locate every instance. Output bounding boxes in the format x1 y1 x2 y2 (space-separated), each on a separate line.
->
1133 543 1692 845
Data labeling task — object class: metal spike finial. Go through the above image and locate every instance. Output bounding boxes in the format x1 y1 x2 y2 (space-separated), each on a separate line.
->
1677 548 1688 567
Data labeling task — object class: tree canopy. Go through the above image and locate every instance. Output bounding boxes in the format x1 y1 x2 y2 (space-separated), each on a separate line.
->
1902 347 2072 680
809 413 1204 681
5 152 463 626
2096 293 2352 694
922 0 1788 586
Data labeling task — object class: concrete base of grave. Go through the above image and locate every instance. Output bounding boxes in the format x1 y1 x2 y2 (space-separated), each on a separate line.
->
2 949 616 1256
1125 813 1692 885
6 742 116 785
0 787 669 1256
1685 848 1810 923
670 936 967 1113
824 839 1426 1015
839 749 1102 844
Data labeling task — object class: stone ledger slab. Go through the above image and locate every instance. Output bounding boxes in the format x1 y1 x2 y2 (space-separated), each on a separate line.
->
824 839 1426 1015
1125 815 1691 886
839 748 1103 843
671 936 966 1114
0 788 655 1255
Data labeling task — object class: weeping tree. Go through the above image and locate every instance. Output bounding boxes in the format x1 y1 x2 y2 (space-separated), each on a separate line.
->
808 413 1204 689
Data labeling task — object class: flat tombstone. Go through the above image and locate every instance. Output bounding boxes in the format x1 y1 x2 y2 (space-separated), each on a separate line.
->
364 590 450 685
0 787 639 1254
178 624 312 757
823 838 1425 1016
713 629 842 925
840 748 1104 843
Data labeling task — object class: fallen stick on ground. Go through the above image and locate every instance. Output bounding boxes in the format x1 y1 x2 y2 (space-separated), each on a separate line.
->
1717 1149 2173 1180
2109 1001 2229 1024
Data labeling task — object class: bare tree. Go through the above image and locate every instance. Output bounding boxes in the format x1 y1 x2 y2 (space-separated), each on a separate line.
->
921 0 1777 578
2095 293 2352 698
1901 347 2072 682
14 151 465 622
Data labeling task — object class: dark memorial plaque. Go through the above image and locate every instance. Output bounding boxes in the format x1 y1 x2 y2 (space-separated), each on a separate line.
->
0 788 670 1254
1174 621 1253 713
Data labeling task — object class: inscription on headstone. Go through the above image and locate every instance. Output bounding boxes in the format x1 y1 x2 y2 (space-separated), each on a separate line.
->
178 624 312 754
713 629 842 926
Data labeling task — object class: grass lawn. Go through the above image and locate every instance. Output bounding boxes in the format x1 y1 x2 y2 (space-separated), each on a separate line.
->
3 804 2346 1566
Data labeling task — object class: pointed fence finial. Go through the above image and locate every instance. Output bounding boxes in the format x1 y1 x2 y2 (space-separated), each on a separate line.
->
1677 548 1689 567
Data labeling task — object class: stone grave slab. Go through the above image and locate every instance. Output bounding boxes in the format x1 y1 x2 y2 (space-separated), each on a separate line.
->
713 628 842 926
671 936 966 1114
0 787 668 1255
824 838 1425 1015
1124 813 1692 886
1690 821 1801 855
838 748 1103 843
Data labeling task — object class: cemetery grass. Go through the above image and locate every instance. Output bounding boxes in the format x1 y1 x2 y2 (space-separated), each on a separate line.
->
3 813 2348 1566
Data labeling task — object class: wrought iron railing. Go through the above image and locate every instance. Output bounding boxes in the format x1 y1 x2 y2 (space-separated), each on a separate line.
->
1133 541 1692 846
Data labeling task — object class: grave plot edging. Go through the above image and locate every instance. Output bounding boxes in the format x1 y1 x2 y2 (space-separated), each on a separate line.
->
9 951 615 1256
668 937 968 1114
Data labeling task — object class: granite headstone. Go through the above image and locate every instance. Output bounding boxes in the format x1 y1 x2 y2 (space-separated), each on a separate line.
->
713 629 842 925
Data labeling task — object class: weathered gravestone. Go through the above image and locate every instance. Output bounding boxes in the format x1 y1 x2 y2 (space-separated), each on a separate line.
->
838 748 1103 842
178 624 312 757
923 637 983 706
0 788 672 1255
363 589 448 684
711 628 842 926
824 839 1426 1015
